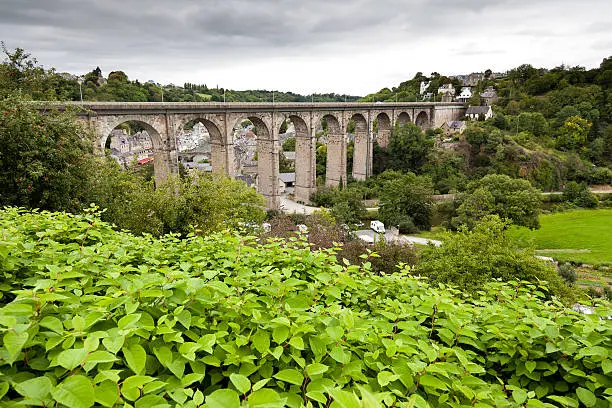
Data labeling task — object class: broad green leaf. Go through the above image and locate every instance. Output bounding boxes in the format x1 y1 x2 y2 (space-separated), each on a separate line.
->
248 389 286 408
230 373 251 394
252 378 271 392
513 389 528 404
329 388 360 408
377 371 398 387
57 348 88 370
289 336 304 350
272 326 289 344
205 389 240 408
602 359 612 375
51 375 95 408
39 316 64 334
123 344 147 375
0 382 9 400
252 329 270 354
15 377 52 401
576 387 596 407
94 380 120 407
135 394 169 408
3 330 28 364
306 363 329 376
118 314 141 330
419 374 447 390
525 361 537 373
102 335 124 354
547 395 578 408
274 368 304 385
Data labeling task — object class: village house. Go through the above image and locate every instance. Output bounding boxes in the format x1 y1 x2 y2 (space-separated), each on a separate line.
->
455 87 473 103
466 106 493 121
440 121 467 136
480 86 499 105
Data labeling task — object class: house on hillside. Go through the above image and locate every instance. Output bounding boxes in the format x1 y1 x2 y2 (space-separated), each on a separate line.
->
466 106 493 121
480 86 499 105
440 121 467 136
420 81 430 95
437 83 456 96
455 87 473 103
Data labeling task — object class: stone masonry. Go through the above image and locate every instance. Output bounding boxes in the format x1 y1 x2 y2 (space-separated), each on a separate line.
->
69 102 466 210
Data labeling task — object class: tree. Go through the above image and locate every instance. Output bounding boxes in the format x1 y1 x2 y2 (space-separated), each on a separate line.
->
556 116 591 151
108 70 128 82
562 181 598 208
378 172 434 232
0 93 96 211
282 137 295 152
453 174 541 229
416 216 573 299
388 123 433 172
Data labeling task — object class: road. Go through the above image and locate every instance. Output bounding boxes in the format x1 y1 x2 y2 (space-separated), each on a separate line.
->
354 230 442 247
279 197 318 215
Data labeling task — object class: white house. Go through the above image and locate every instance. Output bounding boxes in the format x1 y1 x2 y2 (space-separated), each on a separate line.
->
465 106 493 121
455 87 473 103
420 81 430 95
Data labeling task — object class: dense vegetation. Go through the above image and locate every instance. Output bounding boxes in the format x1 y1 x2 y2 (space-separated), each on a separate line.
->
366 58 612 194
0 208 610 408
0 43 358 103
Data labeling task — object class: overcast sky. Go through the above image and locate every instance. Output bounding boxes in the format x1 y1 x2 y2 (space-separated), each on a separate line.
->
1 0 610 95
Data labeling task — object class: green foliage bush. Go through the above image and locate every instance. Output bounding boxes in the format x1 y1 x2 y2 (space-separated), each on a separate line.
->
0 93 96 211
453 174 542 229
378 172 434 232
417 216 574 300
562 181 599 209
0 209 610 407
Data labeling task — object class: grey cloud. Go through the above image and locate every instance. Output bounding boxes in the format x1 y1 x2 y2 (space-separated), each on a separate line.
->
0 0 610 92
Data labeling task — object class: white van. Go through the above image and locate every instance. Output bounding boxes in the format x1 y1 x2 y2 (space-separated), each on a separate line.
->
370 220 385 234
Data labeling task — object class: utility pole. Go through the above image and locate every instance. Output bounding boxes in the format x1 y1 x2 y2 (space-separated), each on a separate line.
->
223 89 226 103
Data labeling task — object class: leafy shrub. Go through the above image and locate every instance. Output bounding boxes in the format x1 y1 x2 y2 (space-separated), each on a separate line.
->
558 263 577 284
562 181 598 208
0 209 611 407
453 174 542 229
417 216 574 300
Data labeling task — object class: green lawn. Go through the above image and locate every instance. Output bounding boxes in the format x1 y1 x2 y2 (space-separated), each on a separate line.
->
508 209 612 266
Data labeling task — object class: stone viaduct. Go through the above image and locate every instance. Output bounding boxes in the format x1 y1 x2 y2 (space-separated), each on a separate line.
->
70 102 466 209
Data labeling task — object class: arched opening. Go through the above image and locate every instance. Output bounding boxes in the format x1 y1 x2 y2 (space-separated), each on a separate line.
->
416 111 430 129
397 112 412 126
321 114 346 188
104 120 158 182
233 116 277 208
350 113 369 181
176 118 224 174
375 113 392 148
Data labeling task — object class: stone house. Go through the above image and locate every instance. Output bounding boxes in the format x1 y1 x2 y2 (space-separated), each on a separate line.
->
480 86 499 105
440 121 467 136
466 106 493 121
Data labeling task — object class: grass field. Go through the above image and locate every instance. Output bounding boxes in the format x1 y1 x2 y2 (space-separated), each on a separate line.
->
508 209 612 267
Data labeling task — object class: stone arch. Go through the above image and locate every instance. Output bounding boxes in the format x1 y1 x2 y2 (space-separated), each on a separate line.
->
322 113 347 187
397 112 412 126
415 111 430 129
98 116 175 184
98 116 164 152
375 112 392 148
232 115 277 208
350 113 369 181
176 116 226 174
